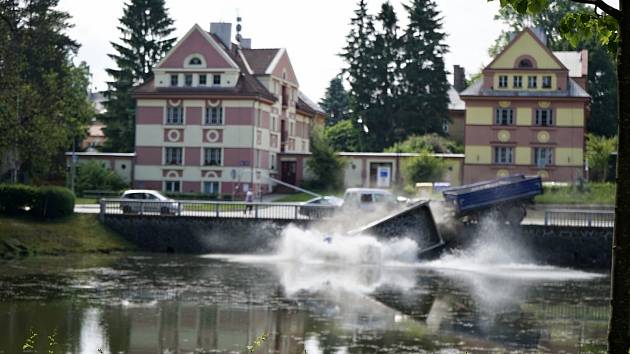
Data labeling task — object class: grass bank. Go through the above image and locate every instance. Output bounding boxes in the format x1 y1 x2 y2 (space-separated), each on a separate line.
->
0 214 133 258
534 183 615 205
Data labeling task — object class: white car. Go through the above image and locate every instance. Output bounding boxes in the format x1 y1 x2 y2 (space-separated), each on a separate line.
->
341 188 400 212
119 190 180 215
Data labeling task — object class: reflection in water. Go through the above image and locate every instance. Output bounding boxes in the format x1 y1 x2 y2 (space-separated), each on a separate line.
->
0 250 609 354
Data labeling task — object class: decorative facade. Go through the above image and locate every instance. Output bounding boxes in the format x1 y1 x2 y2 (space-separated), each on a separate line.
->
460 28 590 183
132 23 324 196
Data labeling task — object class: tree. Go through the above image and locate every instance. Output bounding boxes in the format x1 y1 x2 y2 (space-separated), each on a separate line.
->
586 133 617 182
490 1 618 137
402 150 446 185
325 119 361 152
0 0 93 182
75 161 128 195
489 1 627 352
320 76 350 126
306 127 346 190
101 0 176 152
398 0 450 138
385 133 464 154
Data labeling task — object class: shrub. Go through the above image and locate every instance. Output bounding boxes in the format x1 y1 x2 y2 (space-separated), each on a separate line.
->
0 184 38 214
385 133 464 154
75 161 128 196
30 186 75 218
306 127 346 190
402 151 447 185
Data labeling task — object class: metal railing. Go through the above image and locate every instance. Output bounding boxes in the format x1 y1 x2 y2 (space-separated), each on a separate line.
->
544 209 615 228
99 198 336 221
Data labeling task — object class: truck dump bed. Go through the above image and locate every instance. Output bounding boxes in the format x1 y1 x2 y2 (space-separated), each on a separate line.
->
442 175 543 215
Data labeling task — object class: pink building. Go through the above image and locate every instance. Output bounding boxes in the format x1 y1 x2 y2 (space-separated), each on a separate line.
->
132 23 324 196
460 28 590 184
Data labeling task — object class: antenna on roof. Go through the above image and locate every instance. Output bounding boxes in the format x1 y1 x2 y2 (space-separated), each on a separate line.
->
236 14 243 45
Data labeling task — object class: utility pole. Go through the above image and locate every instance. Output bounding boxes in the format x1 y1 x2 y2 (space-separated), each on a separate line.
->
70 133 77 194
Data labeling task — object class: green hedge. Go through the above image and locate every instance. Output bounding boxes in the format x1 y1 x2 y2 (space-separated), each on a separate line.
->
0 184 75 218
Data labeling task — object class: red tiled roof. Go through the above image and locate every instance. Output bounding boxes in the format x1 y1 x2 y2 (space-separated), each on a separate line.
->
241 48 280 75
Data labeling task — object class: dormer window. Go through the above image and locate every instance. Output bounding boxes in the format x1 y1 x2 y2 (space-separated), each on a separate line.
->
189 57 202 65
184 74 193 86
518 58 533 68
170 74 178 86
213 74 221 86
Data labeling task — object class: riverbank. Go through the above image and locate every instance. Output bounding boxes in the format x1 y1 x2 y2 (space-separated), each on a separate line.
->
0 214 134 258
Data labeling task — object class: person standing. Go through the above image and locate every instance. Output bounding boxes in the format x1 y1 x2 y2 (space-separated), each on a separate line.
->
244 190 254 214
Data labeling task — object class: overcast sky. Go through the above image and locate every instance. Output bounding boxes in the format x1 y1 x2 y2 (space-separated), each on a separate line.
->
57 0 619 102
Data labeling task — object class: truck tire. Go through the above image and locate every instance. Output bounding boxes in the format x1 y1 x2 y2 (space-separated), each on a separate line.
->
503 206 526 225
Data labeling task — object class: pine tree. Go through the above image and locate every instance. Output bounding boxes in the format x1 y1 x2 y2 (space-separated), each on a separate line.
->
102 0 176 152
399 0 450 137
320 76 350 126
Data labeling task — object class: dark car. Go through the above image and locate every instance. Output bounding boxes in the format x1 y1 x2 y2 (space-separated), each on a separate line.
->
298 196 343 218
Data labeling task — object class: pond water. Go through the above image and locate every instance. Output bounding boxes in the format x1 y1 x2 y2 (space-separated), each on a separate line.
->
0 225 610 354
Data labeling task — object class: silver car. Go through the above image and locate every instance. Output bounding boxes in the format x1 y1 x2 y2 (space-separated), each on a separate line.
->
119 190 180 215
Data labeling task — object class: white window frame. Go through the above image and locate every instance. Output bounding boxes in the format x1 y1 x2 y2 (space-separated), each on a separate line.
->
164 180 181 193
199 74 207 86
170 74 178 87
184 74 193 87
212 74 221 86
513 75 523 88
165 147 183 166
498 75 508 88
535 109 554 126
534 147 554 168
166 106 183 125
528 76 537 88
205 106 223 125
204 147 222 166
494 146 514 165
495 108 514 125
203 181 220 195
542 75 552 89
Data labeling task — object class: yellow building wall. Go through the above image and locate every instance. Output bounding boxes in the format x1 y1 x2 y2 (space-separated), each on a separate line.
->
556 108 584 127
555 148 584 166
465 146 492 165
493 72 557 91
490 31 562 69
516 107 532 126
466 107 493 125
515 147 531 165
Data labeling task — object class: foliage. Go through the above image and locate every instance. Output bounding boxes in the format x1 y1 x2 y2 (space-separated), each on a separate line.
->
0 184 75 218
586 133 617 182
325 119 361 152
75 161 128 195
320 76 350 126
402 151 446 185
340 0 450 151
0 1 94 182
306 127 346 190
489 0 618 136
101 0 176 152
385 134 464 154
534 182 615 205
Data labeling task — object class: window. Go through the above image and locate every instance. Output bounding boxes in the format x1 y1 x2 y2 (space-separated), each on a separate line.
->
542 75 552 89
189 57 202 65
289 121 294 135
534 147 554 168
203 181 220 194
271 116 277 131
213 74 221 85
518 58 533 68
494 146 514 164
165 147 182 165
270 153 276 170
184 74 193 86
166 106 183 124
535 109 554 126
256 130 262 145
495 108 514 125
204 148 222 166
205 106 223 125
498 75 508 88
170 74 178 86
513 76 523 88
165 181 180 193
199 74 207 86
528 76 537 89
442 119 449 133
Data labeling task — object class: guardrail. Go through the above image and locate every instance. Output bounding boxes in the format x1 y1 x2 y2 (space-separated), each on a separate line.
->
99 198 336 221
544 209 615 228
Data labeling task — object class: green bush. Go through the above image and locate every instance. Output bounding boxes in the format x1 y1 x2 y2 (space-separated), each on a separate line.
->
0 184 38 214
75 161 128 196
402 151 447 185
30 186 75 218
0 184 75 218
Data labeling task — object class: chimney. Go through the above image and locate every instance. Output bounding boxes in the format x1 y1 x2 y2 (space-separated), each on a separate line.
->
240 38 252 49
453 65 466 93
210 22 232 49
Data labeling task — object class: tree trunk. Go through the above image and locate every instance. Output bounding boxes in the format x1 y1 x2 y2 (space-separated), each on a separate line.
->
608 6 630 353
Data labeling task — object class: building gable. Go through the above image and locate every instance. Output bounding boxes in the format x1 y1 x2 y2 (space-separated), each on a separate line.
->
267 49 299 85
487 28 567 71
157 24 238 70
